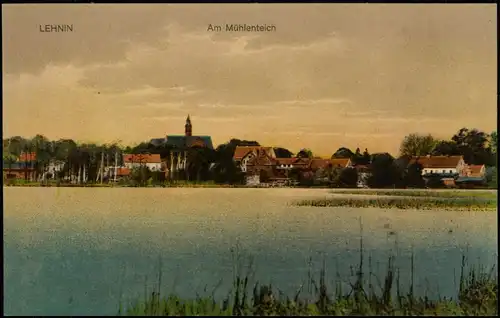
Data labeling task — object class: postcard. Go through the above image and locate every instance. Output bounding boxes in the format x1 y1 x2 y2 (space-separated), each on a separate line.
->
3 4 497 316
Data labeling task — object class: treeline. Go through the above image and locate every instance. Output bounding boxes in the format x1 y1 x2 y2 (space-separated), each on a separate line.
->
399 128 497 166
2 127 497 188
319 127 497 188
2 136 262 184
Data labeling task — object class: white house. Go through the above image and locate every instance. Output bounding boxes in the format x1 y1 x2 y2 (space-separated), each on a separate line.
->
122 154 163 171
409 155 468 176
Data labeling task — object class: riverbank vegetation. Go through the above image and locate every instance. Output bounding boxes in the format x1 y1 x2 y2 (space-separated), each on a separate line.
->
122 249 497 316
294 197 497 211
331 189 497 200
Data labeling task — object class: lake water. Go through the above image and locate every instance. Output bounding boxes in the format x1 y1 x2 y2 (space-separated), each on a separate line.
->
3 187 498 315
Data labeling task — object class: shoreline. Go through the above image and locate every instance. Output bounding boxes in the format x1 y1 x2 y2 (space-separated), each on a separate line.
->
2 183 497 191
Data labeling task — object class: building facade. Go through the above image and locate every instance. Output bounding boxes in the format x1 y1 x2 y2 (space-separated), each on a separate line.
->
3 152 37 180
409 155 468 176
233 146 354 186
149 115 214 180
123 154 163 171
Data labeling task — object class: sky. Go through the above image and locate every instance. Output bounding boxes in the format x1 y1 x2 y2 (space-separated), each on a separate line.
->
2 4 497 157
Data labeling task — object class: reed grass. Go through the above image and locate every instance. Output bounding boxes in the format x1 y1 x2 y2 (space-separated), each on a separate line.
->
294 197 497 211
121 241 497 316
331 189 497 200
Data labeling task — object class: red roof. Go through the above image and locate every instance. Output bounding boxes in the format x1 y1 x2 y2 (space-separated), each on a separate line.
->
409 156 463 168
123 154 161 164
233 146 274 161
19 152 36 162
331 158 351 168
246 148 277 166
116 167 131 176
469 164 485 177
308 158 351 170
275 158 309 166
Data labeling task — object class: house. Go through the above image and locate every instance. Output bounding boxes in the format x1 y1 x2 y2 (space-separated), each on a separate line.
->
3 162 36 180
110 167 131 180
272 157 311 185
305 158 353 184
3 152 37 180
233 146 276 173
275 157 310 171
241 152 355 186
467 164 486 178
244 148 277 185
409 155 468 177
308 158 352 171
123 154 162 171
19 152 37 162
455 164 488 188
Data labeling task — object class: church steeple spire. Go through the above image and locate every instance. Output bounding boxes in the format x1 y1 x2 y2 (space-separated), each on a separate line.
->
185 114 192 136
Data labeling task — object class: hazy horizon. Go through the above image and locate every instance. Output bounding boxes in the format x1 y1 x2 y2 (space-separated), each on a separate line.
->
2 4 497 157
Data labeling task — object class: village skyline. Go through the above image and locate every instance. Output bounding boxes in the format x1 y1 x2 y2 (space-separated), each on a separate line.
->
3 4 497 156
2 121 496 159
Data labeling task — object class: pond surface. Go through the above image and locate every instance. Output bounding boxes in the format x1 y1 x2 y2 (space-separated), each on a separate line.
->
3 187 497 315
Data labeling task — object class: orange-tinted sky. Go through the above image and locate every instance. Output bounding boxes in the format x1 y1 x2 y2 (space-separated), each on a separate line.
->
2 4 497 157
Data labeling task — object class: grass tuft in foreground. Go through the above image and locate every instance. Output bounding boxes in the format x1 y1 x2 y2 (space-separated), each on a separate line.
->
121 247 497 316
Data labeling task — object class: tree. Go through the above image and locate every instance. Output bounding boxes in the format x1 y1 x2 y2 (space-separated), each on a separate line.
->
332 147 354 159
273 147 293 158
431 140 460 156
297 148 313 159
6 136 29 156
486 166 497 189
351 148 362 165
489 131 497 160
338 167 358 188
361 149 371 165
211 139 258 184
3 153 17 180
297 170 314 186
328 167 343 187
399 133 436 157
314 167 329 186
451 128 493 165
368 153 400 188
31 134 52 181
404 162 425 188
186 146 216 182
130 166 151 187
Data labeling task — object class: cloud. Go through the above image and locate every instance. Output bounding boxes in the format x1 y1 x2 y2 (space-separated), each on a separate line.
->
273 131 392 138
121 85 165 97
146 116 240 123
127 102 185 110
3 5 496 155
169 85 203 96
222 32 346 57
197 98 352 110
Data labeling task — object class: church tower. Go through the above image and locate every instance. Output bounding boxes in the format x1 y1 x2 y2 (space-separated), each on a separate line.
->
185 115 192 136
